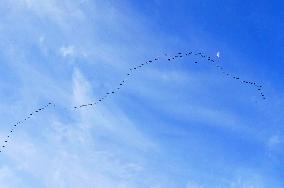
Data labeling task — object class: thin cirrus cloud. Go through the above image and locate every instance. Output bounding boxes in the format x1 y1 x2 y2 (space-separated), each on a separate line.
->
2 66 158 188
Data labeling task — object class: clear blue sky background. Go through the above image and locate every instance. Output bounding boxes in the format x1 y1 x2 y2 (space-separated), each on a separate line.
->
0 0 283 187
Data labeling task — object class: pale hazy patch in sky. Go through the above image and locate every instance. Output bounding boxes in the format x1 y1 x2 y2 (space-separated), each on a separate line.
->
186 181 203 188
59 45 76 58
266 134 281 152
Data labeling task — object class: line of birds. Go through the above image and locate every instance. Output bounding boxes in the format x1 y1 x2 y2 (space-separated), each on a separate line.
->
167 52 265 100
72 50 265 111
0 102 53 153
0 50 266 153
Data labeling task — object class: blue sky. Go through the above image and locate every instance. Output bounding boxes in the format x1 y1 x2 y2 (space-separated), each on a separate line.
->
0 0 283 187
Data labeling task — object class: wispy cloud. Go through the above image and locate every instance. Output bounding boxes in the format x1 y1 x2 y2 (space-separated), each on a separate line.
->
59 45 75 58
0 0 283 188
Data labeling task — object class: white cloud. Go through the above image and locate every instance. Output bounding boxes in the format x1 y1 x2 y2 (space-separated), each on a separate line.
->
72 68 92 104
0 67 155 188
59 45 88 59
71 68 156 150
59 45 76 58
16 0 84 23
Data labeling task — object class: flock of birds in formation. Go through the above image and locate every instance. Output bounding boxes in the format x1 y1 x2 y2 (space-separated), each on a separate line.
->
0 50 266 153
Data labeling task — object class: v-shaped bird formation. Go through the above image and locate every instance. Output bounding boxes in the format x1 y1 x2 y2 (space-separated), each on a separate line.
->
0 50 266 153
